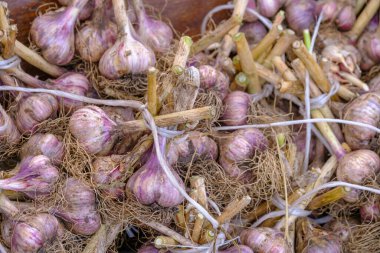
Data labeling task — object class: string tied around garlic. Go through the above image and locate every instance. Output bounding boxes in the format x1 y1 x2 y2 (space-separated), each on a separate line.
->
0 55 21 70
309 78 340 110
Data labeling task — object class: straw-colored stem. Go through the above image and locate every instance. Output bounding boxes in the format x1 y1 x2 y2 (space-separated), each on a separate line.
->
254 61 282 86
263 29 297 68
82 224 107 253
172 36 193 75
251 11 285 60
191 213 204 243
339 72 369 91
175 205 186 230
154 236 179 249
272 56 303 95
3 24 16 59
123 136 153 171
143 220 197 246
230 72 249 91
147 67 158 115
14 40 67 77
307 186 351 210
190 176 208 210
218 196 251 224
348 0 380 41
292 41 331 93
232 55 242 72
119 106 215 133
337 85 357 101
234 32 260 93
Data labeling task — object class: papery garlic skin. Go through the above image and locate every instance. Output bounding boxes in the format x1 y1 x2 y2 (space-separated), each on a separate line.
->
58 0 94 20
219 245 253 253
1 218 15 247
0 105 21 145
285 0 316 34
11 213 59 253
199 65 230 100
138 245 159 253
0 155 60 198
302 234 342 253
219 128 268 180
127 137 185 207
20 134 64 166
241 227 291 253
99 35 156 79
257 0 285 18
56 178 101 235
337 150 380 202
360 196 380 222
221 91 251 126
69 106 118 155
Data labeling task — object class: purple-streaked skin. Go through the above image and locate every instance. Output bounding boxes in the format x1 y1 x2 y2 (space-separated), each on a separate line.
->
31 0 90 65
92 155 125 200
239 21 267 47
357 31 377 71
15 93 59 134
336 5 356 31
69 105 118 155
337 149 380 203
55 178 101 235
343 93 380 150
243 0 258 22
58 0 94 21
257 0 285 18
188 53 209 68
302 233 342 253
76 0 117 62
285 0 316 34
219 245 253 253
99 33 156 79
127 137 185 207
166 131 218 165
219 128 268 180
0 105 21 145
360 196 380 222
240 227 291 253
1 218 16 247
199 65 229 100
20 133 65 166
0 155 59 198
11 213 59 253
137 245 159 253
221 91 251 126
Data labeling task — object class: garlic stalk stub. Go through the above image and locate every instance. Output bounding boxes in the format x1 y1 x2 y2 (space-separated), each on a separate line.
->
199 65 230 100
337 150 380 202
55 178 101 235
69 105 118 155
31 0 90 65
0 155 59 198
20 133 65 166
11 213 60 253
127 136 185 207
166 131 218 165
240 227 291 253
0 105 21 145
76 0 118 62
15 93 59 133
99 0 156 79
132 0 173 53
58 0 94 20
219 128 268 180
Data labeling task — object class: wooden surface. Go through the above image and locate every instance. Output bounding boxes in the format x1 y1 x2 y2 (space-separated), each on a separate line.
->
6 0 229 44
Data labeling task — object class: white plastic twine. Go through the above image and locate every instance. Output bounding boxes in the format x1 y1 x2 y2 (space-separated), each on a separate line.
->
0 55 21 70
0 85 220 229
201 1 272 36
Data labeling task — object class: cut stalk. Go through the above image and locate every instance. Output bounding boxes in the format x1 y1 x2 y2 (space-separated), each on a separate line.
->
348 0 380 41
190 176 208 210
307 186 351 210
230 72 249 91
263 29 297 68
339 72 369 91
234 32 260 93
191 213 205 243
272 56 303 95
172 36 193 75
154 236 179 249
147 67 158 115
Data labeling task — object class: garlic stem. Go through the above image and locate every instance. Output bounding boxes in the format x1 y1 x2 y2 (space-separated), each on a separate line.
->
263 29 297 68
112 0 133 35
147 67 158 115
154 236 178 249
348 0 380 41
307 186 350 210
172 36 193 75
339 72 369 91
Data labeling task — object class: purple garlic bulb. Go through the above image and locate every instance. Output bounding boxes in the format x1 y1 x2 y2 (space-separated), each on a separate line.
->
69 106 118 155
20 133 65 166
127 137 185 207
219 128 268 180
31 0 90 65
166 131 218 165
0 105 21 145
76 0 117 62
240 227 291 253
301 233 342 253
221 91 251 126
199 65 230 100
92 155 125 200
1 218 16 247
285 0 316 34
0 155 60 198
239 21 268 47
360 196 380 222
56 178 101 235
132 0 173 53
58 0 94 20
219 245 253 253
15 93 59 133
257 0 285 18
11 213 60 253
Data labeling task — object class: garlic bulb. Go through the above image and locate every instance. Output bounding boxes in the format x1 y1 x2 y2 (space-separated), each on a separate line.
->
58 0 94 20
199 65 230 100
219 128 268 180
56 178 101 235
20 133 65 166
99 0 156 79
76 0 117 62
257 0 285 18
360 196 380 222
15 93 59 133
0 155 60 198
11 213 59 253
127 137 185 207
1 218 16 247
69 106 118 155
221 91 251 126
239 21 268 48
240 227 291 253
285 0 316 34
0 105 21 145
219 245 253 253
31 0 90 65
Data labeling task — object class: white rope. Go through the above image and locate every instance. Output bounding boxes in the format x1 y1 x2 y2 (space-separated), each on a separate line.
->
0 55 21 70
